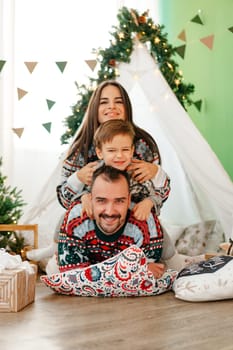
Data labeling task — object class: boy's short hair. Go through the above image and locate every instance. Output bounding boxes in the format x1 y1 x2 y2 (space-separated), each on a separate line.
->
94 119 135 149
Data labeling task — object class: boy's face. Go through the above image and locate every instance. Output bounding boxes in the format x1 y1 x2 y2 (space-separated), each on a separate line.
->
96 134 134 171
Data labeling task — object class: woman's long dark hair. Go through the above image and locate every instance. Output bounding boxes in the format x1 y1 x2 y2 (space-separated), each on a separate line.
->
66 80 161 164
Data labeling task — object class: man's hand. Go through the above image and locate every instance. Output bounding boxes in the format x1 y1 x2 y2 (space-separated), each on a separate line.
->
148 262 165 279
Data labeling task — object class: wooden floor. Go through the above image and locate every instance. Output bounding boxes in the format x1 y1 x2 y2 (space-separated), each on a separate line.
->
1 274 233 350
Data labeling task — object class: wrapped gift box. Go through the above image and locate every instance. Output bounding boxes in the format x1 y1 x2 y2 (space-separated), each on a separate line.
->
0 264 37 312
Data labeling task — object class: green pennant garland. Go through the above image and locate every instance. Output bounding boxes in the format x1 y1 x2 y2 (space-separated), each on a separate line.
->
175 45 186 59
46 99 56 110
228 26 233 33
42 122 52 133
194 100 202 112
55 61 67 73
0 60 6 73
191 14 203 25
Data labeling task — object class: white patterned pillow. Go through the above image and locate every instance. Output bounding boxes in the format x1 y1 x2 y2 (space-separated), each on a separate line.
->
173 255 233 302
41 246 178 297
175 220 224 256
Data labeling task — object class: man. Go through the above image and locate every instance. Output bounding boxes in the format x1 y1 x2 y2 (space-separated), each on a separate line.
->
58 164 166 278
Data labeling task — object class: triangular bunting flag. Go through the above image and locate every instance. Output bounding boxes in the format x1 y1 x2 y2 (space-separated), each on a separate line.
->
0 60 6 73
178 30 186 42
55 61 67 73
200 35 214 50
191 14 203 25
194 100 202 112
24 61 38 73
85 59 97 71
175 45 186 59
17 88 28 100
42 122 52 133
46 99 56 110
228 26 233 33
12 128 24 138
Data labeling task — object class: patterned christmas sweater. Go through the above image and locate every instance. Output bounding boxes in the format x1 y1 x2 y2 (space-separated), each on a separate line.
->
58 201 164 272
57 139 170 211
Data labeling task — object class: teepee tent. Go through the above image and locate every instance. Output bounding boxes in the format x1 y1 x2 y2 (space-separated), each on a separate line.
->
117 40 233 239
20 40 233 252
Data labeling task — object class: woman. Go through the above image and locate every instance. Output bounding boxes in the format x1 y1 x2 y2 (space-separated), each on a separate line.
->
57 80 170 210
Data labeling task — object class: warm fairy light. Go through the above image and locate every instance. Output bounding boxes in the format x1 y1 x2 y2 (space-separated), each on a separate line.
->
175 79 180 85
154 37 160 44
118 32 125 39
167 62 173 70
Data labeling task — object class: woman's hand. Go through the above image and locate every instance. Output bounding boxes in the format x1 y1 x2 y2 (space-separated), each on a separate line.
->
76 161 98 186
81 193 93 219
127 159 158 183
148 262 165 279
132 199 153 221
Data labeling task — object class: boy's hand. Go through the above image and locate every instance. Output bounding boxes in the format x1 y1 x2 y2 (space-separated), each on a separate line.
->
132 198 153 221
77 161 98 186
81 193 93 219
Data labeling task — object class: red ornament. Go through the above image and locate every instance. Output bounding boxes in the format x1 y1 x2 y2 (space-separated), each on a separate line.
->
138 16 146 24
109 59 116 67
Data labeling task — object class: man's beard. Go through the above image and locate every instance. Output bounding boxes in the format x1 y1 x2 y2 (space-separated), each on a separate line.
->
98 213 122 234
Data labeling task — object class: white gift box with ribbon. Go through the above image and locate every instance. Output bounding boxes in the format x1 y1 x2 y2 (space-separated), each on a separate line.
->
0 250 37 312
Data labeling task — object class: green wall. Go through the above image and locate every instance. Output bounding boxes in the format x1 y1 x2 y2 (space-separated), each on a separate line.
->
158 0 233 180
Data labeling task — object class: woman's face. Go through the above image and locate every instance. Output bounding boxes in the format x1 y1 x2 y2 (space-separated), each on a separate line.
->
98 85 126 124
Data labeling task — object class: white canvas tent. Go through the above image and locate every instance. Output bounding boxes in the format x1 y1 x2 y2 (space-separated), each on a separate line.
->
20 40 233 250
117 40 233 239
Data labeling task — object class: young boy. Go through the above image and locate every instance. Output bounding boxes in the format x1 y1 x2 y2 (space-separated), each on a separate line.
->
80 119 170 221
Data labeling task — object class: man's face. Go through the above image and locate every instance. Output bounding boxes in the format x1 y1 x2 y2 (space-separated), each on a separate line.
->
91 174 130 235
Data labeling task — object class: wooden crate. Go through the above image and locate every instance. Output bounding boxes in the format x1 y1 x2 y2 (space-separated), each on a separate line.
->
0 224 38 249
0 264 37 312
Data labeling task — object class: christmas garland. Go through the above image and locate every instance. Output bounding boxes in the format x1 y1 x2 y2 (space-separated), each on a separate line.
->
61 7 195 144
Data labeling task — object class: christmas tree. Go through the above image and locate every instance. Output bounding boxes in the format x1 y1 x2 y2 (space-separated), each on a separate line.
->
0 157 26 254
61 7 195 144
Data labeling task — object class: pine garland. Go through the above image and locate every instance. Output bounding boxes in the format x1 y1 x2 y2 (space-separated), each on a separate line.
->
61 7 195 144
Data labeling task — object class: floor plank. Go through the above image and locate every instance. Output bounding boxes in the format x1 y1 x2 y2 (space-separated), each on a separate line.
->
1 277 233 350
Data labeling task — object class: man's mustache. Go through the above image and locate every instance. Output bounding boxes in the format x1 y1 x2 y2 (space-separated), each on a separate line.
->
100 214 121 219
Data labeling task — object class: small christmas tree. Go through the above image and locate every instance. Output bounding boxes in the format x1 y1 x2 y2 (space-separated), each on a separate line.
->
0 157 26 254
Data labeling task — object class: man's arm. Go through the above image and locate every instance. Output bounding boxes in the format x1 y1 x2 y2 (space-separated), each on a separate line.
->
58 202 91 272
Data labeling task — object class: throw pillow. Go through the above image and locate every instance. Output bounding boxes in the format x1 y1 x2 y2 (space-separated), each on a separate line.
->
41 245 178 297
173 255 233 302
